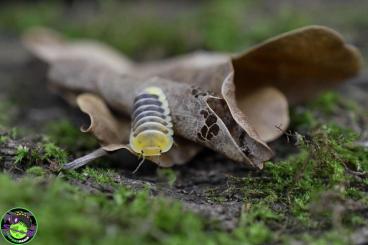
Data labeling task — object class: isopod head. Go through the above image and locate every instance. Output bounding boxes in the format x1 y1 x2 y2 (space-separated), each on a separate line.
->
130 129 173 156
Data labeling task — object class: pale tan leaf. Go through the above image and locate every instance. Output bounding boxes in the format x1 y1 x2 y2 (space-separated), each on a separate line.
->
23 27 133 74
237 87 289 142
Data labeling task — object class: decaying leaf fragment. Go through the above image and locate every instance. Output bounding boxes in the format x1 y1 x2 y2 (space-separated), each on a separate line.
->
23 25 362 169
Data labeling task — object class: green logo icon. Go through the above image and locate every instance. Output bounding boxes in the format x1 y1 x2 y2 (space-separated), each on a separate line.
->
1 208 37 244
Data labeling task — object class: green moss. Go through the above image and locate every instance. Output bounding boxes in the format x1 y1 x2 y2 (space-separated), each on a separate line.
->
225 123 366 238
10 128 18 140
310 91 340 114
205 188 227 203
157 168 177 187
14 145 29 164
349 214 367 226
26 166 46 176
238 222 272 245
271 124 361 214
290 107 318 130
292 92 355 131
234 202 279 244
0 173 281 245
205 191 223 203
0 135 9 144
309 91 363 119
63 167 118 185
9 139 68 169
81 167 117 185
301 230 351 245
42 142 68 164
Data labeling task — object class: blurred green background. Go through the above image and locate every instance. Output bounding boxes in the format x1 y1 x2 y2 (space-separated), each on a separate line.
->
0 0 367 60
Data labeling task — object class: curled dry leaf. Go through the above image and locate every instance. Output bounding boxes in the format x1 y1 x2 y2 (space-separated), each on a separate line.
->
76 93 130 149
23 25 362 169
232 25 363 104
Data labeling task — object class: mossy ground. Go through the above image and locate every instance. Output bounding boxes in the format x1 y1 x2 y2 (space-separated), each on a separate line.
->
0 1 367 245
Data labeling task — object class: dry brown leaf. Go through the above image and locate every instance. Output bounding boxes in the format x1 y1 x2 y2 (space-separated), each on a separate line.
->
23 25 362 169
232 25 363 104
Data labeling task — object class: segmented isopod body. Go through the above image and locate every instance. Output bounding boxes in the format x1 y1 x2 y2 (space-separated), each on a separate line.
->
129 86 174 157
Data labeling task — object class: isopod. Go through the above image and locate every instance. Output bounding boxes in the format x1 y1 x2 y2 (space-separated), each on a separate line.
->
130 86 174 173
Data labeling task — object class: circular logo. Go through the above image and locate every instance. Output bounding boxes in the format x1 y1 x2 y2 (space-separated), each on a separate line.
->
1 208 37 244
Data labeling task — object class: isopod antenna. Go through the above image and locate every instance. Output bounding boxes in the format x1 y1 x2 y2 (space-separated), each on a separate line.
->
132 156 145 174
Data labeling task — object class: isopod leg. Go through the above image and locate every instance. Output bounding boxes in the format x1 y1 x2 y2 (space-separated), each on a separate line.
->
63 147 107 170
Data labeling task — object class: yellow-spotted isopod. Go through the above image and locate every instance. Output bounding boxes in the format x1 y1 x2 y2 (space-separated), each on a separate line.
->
130 86 174 173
